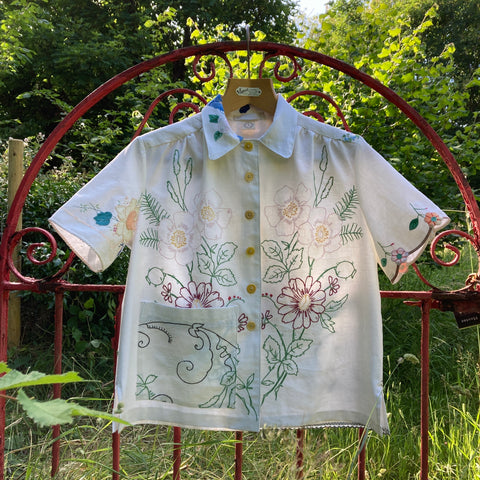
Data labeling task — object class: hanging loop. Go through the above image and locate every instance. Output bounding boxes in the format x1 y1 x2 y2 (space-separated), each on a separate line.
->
246 24 251 79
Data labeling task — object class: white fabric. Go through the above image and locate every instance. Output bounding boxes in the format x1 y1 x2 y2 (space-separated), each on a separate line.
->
49 94 449 435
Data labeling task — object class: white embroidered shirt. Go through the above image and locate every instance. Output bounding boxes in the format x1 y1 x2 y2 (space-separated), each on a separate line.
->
49 94 449 434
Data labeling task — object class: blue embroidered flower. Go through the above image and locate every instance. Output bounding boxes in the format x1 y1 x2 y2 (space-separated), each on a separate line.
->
94 211 112 226
342 133 358 143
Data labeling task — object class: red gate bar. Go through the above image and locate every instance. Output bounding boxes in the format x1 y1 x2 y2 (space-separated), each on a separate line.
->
173 426 181 480
296 428 304 479
235 430 243 480
51 291 64 477
420 299 432 480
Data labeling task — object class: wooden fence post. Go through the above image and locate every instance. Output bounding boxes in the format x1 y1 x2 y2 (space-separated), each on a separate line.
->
7 138 24 348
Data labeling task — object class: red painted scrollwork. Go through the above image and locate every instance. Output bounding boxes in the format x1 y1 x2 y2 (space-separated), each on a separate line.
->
6 227 75 285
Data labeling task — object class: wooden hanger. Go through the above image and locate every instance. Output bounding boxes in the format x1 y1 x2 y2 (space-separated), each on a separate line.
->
222 77 278 116
221 26 277 116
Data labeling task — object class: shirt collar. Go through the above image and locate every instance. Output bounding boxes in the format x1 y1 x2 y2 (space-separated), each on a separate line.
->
201 94 297 160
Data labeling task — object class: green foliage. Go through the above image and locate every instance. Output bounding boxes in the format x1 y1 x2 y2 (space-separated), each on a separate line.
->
0 362 127 428
298 0 480 216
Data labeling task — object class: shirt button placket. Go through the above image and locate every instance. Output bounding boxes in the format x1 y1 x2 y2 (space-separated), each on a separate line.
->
239 138 261 418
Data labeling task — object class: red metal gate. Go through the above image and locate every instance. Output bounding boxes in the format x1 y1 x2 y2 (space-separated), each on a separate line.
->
1 41 479 480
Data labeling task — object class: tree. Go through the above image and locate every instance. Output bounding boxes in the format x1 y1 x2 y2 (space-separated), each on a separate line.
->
298 0 479 214
403 0 480 115
0 0 298 142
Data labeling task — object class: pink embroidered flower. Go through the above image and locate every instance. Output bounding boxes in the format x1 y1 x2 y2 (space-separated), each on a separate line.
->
424 212 441 226
194 190 232 240
298 208 342 258
114 198 139 246
265 184 311 236
161 212 200 265
391 247 409 265
327 276 340 296
277 276 326 330
161 282 173 303
175 281 224 308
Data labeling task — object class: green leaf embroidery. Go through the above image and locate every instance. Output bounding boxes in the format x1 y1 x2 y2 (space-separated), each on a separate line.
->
381 257 387 267
220 371 236 387
325 294 349 313
287 339 313 358
173 149 181 175
261 240 284 262
215 268 237 287
334 186 360 220
287 248 303 271
140 192 169 226
261 379 275 387
166 180 180 205
217 242 237 265
184 157 193 187
263 264 288 283
197 252 215 276
263 336 282 365
314 146 334 206
340 223 363 244
319 176 334 203
139 228 160 250
281 359 299 376
409 217 419 230
318 313 336 333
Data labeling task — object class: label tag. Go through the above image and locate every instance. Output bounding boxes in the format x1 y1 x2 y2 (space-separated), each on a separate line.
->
454 311 480 329
451 299 480 329
236 87 262 97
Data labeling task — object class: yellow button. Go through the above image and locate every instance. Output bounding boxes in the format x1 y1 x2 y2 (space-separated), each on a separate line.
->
243 141 253 151
245 210 255 220
246 247 255 256
246 321 256 331
244 171 254 183
246 284 256 294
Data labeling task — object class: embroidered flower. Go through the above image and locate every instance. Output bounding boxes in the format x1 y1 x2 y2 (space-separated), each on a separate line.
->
194 190 232 240
175 281 224 309
391 247 409 265
277 276 327 330
265 184 311 236
237 313 248 332
94 211 112 226
327 276 340 296
398 262 409 274
114 198 139 246
161 282 173 303
161 212 200 265
424 212 441 226
298 208 342 258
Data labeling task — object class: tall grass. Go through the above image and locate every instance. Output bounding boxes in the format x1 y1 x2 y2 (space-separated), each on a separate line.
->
5 242 479 479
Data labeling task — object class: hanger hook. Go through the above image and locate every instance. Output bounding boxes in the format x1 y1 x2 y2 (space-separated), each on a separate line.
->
246 24 251 79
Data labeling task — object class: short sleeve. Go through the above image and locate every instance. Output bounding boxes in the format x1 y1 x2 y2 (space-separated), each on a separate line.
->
354 137 450 284
49 138 146 272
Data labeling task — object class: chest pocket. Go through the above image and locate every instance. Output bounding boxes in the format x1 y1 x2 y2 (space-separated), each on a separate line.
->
136 302 240 409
